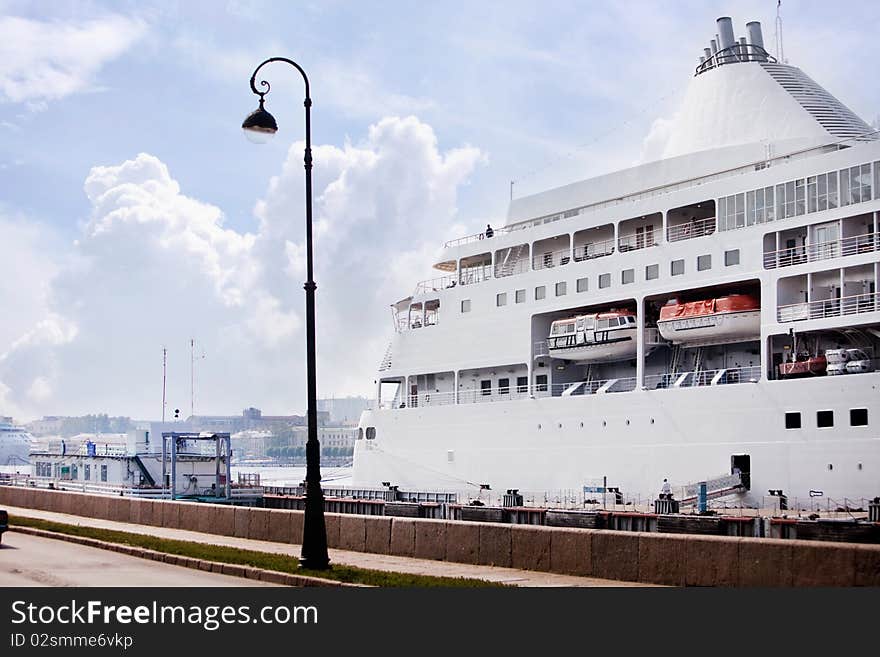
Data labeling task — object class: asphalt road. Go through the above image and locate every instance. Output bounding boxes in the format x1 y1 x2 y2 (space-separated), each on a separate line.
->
0 532 278 587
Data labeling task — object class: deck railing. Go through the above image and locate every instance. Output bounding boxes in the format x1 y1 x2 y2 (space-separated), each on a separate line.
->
776 292 879 323
572 237 615 261
618 230 660 253
531 247 572 270
644 366 761 389
414 274 457 294
667 216 717 242
763 233 879 269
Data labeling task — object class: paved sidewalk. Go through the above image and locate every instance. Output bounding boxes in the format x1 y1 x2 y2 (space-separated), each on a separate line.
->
2 506 654 587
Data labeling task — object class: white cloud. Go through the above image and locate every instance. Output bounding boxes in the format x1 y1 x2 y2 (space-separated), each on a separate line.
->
0 117 483 419
0 14 145 104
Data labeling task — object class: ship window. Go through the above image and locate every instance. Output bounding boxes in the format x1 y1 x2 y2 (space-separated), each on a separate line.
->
734 193 745 227
515 289 526 303
621 268 634 284
461 299 471 313
697 254 711 271
535 285 546 300
875 162 880 201
498 378 510 394
862 163 872 201
840 167 851 206
807 176 818 213
775 183 785 220
850 408 868 426
817 173 828 211
784 181 796 217
357 428 363 440
100 465 108 482
817 410 834 428
671 259 684 276
755 187 765 223
795 179 806 215
746 190 756 225
764 186 775 221
516 376 528 393
785 412 801 429
366 427 376 440
599 273 610 289
827 171 838 209
535 374 548 392
724 249 740 266
555 281 567 296
577 277 589 293
496 292 507 307
84 465 91 481
480 380 492 395
645 264 659 280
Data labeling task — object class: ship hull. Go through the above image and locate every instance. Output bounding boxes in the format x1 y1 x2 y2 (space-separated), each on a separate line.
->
354 374 880 505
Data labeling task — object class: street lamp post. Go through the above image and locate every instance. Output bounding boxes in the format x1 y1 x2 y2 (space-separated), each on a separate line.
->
242 57 329 570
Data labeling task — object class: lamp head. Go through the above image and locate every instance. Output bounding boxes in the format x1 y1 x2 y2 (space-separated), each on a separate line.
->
242 97 277 144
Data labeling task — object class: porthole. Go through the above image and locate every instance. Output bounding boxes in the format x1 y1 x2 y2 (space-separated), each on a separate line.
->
650 418 655 424
602 420 607 427
580 422 584 428
558 423 563 429
827 464 833 471
858 463 863 470
625 419 630 426
537 424 542 430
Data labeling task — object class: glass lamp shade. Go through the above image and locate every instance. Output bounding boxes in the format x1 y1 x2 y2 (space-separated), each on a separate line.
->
242 106 278 144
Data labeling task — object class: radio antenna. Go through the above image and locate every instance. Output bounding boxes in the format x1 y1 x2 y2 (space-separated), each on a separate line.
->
775 0 785 63
162 346 167 423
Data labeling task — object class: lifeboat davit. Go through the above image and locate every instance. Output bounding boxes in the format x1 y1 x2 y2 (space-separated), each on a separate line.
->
657 294 760 346
547 310 642 363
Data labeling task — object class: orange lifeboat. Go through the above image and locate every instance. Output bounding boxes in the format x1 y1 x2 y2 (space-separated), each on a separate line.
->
657 294 760 346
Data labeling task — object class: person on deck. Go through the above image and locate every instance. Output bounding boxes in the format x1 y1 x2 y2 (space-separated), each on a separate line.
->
485 224 494 238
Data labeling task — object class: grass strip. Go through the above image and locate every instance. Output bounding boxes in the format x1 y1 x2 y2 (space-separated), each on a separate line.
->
11 515 503 588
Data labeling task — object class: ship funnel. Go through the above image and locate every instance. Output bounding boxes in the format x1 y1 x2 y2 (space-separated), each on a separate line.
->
703 47 711 60
710 39 718 55
747 21 767 61
716 17 735 51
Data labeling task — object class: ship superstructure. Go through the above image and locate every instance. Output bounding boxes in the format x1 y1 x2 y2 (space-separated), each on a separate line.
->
353 17 880 506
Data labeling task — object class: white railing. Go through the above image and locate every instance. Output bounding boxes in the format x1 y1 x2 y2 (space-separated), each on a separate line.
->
763 232 879 269
459 265 492 286
457 387 533 404
531 247 572 270
618 230 660 253
533 378 638 397
644 366 761 389
667 216 717 242
494 257 530 278
415 274 457 294
777 292 880 323
572 237 615 261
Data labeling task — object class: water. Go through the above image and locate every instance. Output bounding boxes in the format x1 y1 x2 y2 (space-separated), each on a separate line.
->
231 464 353 488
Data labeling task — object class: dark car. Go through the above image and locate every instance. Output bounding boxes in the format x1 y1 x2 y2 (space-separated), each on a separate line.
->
0 509 7 544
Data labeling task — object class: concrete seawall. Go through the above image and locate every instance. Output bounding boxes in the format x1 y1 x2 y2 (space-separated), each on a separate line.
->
2 487 877 586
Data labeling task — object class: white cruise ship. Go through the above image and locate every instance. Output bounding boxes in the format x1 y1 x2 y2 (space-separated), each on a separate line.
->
353 16 880 506
0 418 32 466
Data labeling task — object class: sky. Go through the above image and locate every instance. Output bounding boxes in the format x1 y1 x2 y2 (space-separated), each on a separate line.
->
1 0 879 421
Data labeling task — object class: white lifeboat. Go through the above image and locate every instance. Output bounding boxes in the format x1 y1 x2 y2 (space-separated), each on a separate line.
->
657 294 760 346
546 310 640 363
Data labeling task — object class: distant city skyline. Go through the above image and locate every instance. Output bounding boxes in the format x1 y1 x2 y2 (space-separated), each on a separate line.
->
2 1 879 421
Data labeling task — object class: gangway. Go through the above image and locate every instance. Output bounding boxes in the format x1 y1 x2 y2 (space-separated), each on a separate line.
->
680 472 746 505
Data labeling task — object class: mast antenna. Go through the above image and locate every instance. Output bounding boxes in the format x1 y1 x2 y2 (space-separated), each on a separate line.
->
162 346 167 423
775 0 785 63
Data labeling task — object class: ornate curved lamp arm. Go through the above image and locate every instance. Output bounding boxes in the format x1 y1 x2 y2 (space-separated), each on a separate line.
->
249 56 310 100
